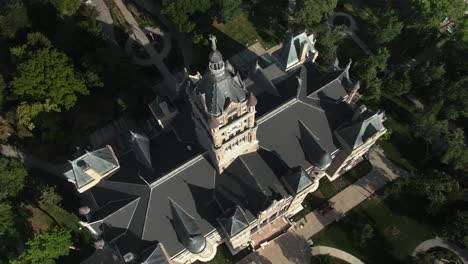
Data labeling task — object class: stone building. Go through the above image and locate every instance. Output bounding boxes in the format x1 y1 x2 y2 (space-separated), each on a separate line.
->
74 33 386 264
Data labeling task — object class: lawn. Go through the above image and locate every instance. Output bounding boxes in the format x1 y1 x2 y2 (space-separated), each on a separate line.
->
24 203 81 234
311 195 434 264
207 243 251 264
319 160 373 199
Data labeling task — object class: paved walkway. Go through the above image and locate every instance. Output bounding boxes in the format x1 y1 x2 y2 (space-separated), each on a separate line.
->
311 246 364 264
0 144 66 177
413 238 468 264
131 0 194 68
112 0 177 88
125 26 171 66
92 0 116 41
328 12 372 56
242 146 402 263
292 146 400 238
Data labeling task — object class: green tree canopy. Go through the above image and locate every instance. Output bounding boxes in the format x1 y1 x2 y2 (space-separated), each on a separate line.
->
440 77 468 120
440 128 468 171
50 0 80 16
0 0 30 38
419 170 459 213
295 0 337 29
406 0 466 31
0 157 28 200
373 9 403 45
352 48 390 103
12 228 72 264
216 0 241 22
447 210 468 248
0 202 16 238
162 0 211 33
10 47 89 111
383 69 411 96
315 25 345 66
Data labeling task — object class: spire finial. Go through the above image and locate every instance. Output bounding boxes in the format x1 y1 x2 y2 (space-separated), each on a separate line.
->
209 35 217 51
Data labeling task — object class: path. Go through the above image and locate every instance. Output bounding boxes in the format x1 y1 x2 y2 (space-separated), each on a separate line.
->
242 146 402 263
292 145 401 238
0 145 66 177
311 246 364 264
92 0 116 41
413 238 468 264
125 26 171 66
112 0 177 89
131 0 194 68
328 12 372 56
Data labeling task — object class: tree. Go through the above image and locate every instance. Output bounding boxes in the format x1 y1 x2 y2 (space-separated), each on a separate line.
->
446 210 468 248
39 185 62 207
0 74 6 110
441 77 468 120
411 62 445 91
440 128 468 171
383 69 411 96
0 157 28 200
50 0 80 16
162 0 211 34
12 228 72 264
0 202 16 238
0 0 30 38
0 115 14 143
373 9 403 45
217 0 241 22
315 25 345 66
418 170 459 214
77 6 102 37
10 48 90 111
406 0 466 32
295 0 337 29
353 48 389 103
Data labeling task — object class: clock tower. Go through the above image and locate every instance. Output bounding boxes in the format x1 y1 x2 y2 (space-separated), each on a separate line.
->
187 35 259 173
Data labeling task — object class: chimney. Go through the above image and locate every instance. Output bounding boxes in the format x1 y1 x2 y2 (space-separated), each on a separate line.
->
345 80 361 104
352 105 367 122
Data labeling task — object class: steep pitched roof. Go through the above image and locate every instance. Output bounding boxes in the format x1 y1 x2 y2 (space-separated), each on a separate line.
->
337 111 386 150
298 120 332 170
140 244 169 264
283 166 313 194
130 131 152 169
168 198 207 254
64 146 119 188
277 33 299 70
218 206 249 237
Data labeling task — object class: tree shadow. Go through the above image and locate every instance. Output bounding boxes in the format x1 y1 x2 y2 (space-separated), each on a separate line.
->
276 233 311 263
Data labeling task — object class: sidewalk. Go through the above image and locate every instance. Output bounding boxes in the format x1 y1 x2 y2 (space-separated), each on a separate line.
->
241 146 402 264
292 146 400 238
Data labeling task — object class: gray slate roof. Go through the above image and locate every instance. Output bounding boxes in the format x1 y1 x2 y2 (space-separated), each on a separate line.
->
169 198 206 254
337 111 386 150
140 244 169 264
283 166 313 194
83 58 361 262
195 72 247 116
218 206 249 237
130 131 152 169
298 120 332 170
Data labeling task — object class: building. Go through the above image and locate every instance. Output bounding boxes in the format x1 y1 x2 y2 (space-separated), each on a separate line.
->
74 33 386 264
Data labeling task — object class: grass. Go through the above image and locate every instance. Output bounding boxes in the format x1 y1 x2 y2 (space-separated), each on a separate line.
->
207 243 251 264
319 160 373 199
123 0 158 28
311 194 434 264
24 203 81 234
103 0 132 36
